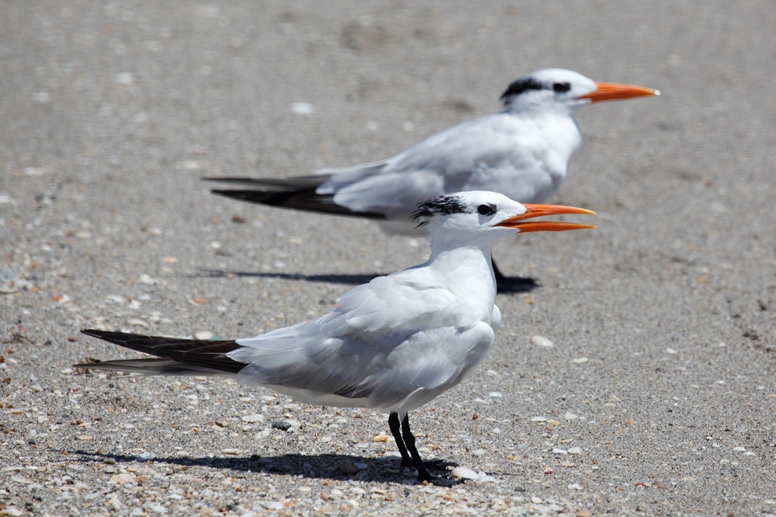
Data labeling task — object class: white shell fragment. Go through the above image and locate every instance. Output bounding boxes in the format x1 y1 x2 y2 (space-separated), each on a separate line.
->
530 335 554 348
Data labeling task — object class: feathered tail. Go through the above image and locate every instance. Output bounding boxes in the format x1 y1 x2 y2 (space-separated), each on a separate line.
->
76 329 246 376
204 176 385 219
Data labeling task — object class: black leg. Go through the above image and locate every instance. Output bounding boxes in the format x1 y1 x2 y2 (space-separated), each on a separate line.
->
401 414 432 482
388 412 413 467
493 259 539 293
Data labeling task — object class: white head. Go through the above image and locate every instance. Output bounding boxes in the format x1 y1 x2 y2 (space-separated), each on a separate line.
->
501 68 659 113
412 191 595 249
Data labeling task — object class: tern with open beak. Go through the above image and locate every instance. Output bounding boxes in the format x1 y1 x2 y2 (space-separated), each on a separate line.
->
77 191 594 482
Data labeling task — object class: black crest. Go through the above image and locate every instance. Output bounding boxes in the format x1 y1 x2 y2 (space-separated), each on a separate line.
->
411 195 469 227
500 77 545 102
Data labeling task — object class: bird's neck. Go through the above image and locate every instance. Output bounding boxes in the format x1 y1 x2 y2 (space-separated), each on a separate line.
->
426 241 496 301
505 104 583 187
504 98 582 118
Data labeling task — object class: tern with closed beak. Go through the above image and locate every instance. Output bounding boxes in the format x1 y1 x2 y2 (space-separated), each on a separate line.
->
206 68 653 290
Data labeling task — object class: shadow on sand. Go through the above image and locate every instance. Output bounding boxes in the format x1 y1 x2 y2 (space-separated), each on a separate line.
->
73 450 459 486
196 268 376 286
195 268 540 293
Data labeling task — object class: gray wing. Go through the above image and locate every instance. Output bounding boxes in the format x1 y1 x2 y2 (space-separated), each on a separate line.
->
229 273 493 409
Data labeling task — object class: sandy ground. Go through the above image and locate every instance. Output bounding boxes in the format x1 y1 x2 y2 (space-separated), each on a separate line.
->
2 1 775 515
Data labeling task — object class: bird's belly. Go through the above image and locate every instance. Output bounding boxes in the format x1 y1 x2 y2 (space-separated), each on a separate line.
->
385 323 495 413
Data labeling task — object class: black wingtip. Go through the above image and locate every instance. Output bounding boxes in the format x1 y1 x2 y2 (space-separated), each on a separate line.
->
210 188 256 197
81 328 138 342
202 176 262 184
81 328 108 338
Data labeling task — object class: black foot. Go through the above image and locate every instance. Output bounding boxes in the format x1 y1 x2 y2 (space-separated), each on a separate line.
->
416 467 432 483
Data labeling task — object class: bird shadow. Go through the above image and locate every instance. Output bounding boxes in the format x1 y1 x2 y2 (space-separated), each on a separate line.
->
195 268 540 293
72 450 460 486
195 268 375 286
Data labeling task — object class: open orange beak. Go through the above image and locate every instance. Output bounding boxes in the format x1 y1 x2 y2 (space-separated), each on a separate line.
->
580 82 659 103
496 204 596 233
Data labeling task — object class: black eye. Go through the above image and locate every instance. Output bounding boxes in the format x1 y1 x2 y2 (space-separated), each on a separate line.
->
552 82 571 93
477 204 496 216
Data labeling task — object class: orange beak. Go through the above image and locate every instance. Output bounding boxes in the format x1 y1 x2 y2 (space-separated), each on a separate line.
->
496 204 596 233
580 82 660 103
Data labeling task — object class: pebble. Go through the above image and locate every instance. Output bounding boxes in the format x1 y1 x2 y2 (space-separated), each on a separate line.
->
178 160 201 171
138 274 156 285
24 166 51 176
564 412 579 420
241 414 264 423
194 331 213 340
290 102 314 115
115 72 134 85
111 473 135 484
31 91 51 103
338 460 360 474
451 466 480 480
572 357 589 364
271 419 299 431
568 447 582 455
127 318 149 328
488 391 502 398
665 348 678 354
530 335 554 348
530 416 547 422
